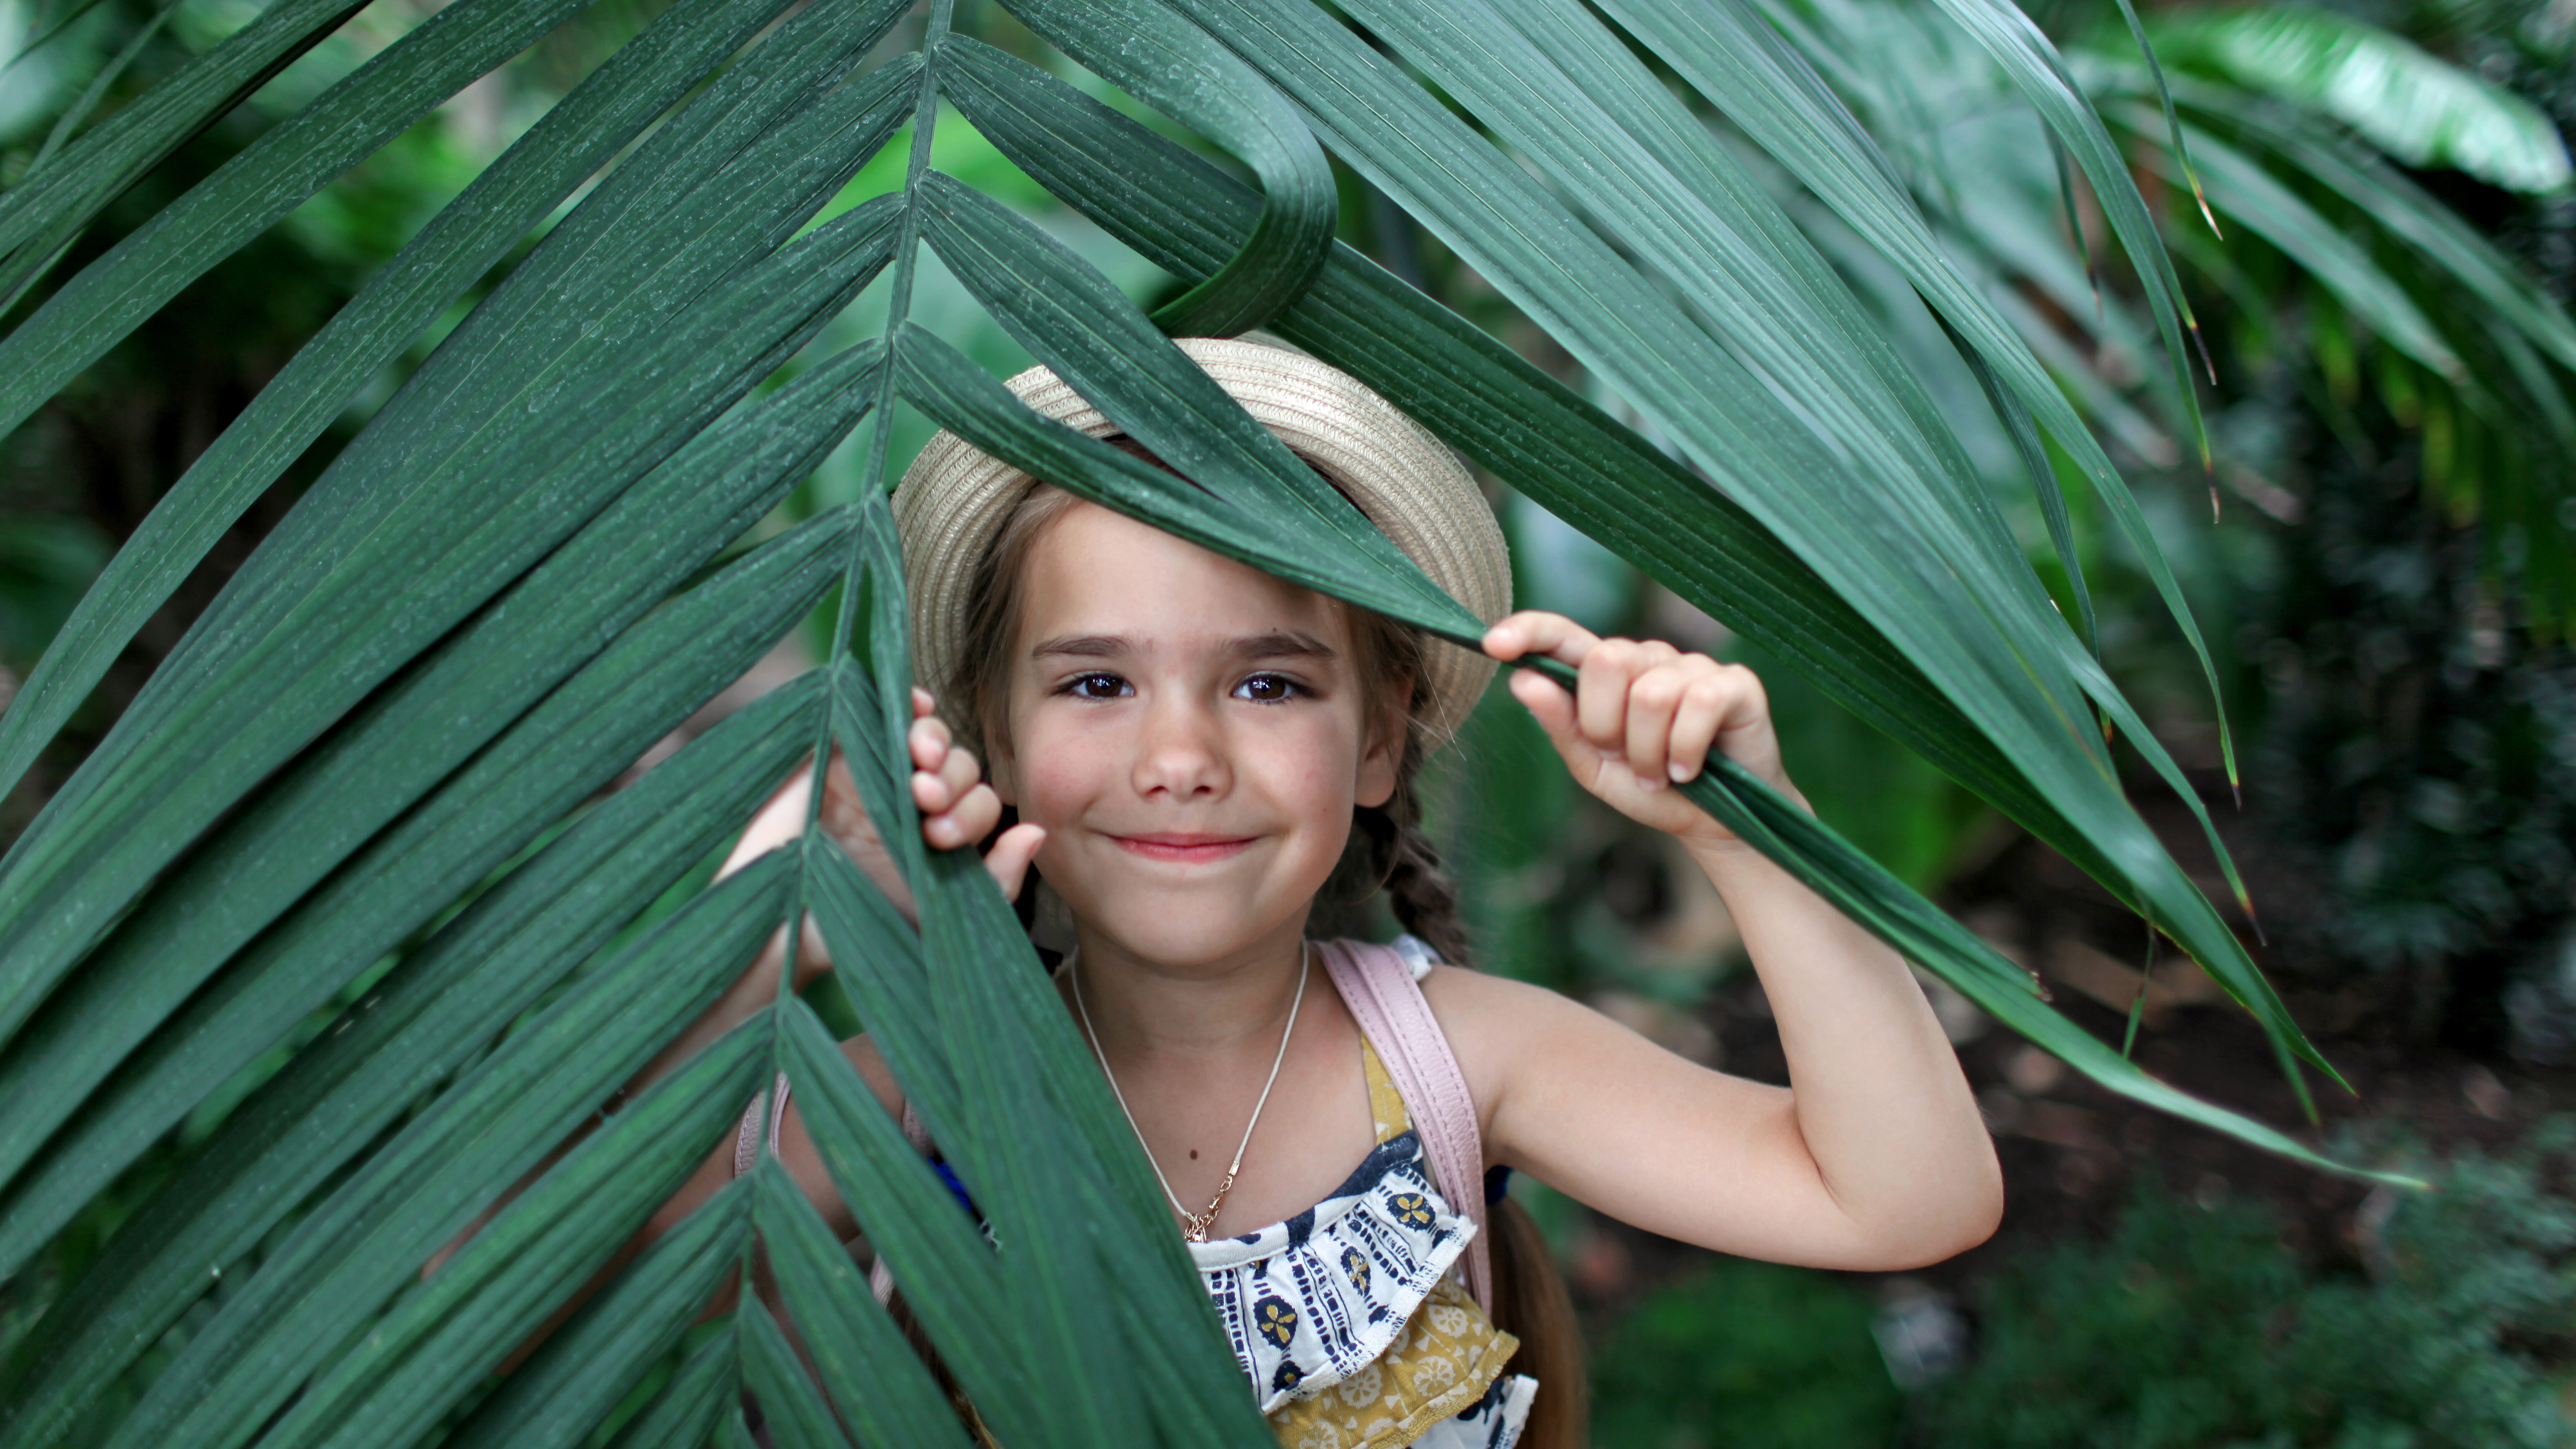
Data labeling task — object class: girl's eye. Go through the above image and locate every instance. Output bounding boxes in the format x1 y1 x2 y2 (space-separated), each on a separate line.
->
1233 673 1303 704
1066 672 1131 700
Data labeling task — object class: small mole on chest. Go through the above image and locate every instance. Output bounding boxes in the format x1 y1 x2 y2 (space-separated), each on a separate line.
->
1189 1149 1199 1159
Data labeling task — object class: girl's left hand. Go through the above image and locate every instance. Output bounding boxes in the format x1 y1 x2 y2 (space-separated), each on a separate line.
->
1483 610 1805 849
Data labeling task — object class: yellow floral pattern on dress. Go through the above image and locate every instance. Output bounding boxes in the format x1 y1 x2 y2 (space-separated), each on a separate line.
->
1266 1270 1519 1448
1257 1296 1301 1347
1264 1042 1519 1449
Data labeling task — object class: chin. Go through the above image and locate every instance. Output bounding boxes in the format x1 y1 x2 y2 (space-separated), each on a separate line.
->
1069 894 1303 972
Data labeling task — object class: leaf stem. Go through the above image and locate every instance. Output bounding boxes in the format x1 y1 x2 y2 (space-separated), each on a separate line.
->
767 0 960 1154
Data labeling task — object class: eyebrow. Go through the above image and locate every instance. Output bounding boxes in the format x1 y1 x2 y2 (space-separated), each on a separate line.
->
1235 629 1338 661
1027 630 1338 661
1029 634 1130 660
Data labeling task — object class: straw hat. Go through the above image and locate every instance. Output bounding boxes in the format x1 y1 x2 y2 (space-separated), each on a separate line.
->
894 337 1513 742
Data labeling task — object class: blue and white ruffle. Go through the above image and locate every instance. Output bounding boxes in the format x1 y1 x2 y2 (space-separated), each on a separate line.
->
1189 1129 1475 1415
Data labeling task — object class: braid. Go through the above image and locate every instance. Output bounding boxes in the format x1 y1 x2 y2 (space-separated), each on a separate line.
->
1374 756 1474 968
1338 593 1477 967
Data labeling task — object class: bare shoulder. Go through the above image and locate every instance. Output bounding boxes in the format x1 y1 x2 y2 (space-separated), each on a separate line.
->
1417 962 1589 1039
1418 964 1657 1057
1416 965 1623 1136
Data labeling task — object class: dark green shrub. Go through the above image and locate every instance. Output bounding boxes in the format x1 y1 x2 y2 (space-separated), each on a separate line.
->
1589 1258 1901 1449
1926 1133 2576 1448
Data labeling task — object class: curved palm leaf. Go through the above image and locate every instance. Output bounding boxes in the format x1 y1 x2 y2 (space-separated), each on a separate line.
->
0 0 839 807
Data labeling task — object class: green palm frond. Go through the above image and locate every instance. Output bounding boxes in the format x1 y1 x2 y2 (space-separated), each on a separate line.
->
1774 0 2576 630
2149 5 2572 194
0 0 2428 1441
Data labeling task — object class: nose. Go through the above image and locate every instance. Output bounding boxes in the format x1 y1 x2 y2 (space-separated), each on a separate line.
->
1130 691 1230 802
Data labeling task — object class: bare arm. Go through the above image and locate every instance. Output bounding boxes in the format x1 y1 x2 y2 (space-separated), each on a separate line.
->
1465 613 2001 1271
428 691 1040 1345
623 689 1044 1116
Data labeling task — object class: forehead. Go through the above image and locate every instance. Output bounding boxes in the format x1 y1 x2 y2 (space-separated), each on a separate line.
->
1016 499 1350 646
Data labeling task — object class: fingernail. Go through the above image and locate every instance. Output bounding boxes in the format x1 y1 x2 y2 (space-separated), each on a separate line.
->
1638 776 1663 793
1668 761 1693 783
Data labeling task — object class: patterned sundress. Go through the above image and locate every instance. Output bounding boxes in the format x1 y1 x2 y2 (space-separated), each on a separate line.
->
1194 1036 1538 1449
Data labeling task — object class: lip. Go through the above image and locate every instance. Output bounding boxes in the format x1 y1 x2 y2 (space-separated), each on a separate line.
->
1109 832 1258 864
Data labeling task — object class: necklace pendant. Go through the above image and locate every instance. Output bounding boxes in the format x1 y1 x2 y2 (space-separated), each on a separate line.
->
1074 945 1309 1255
1180 1173 1234 1244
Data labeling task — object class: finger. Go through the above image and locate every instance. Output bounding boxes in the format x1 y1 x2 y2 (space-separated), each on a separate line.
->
922 780 1003 850
1710 664 1783 782
1576 638 1676 753
912 687 936 719
1666 671 1740 782
1623 658 1711 790
910 742 983 818
1483 610 1600 667
1572 638 1628 751
908 713 952 772
1509 665 1579 748
982 822 1047 901
935 741 982 804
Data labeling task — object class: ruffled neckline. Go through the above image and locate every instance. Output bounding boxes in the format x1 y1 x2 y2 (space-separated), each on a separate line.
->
1189 1128 1479 1413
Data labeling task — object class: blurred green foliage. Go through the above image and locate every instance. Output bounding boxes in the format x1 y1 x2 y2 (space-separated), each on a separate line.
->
1587 1127 2576 1448
2200 0 2576 1032
2250 402 2576 1020
1590 1259 1900 1449
1926 1129 2576 1448
0 515 105 671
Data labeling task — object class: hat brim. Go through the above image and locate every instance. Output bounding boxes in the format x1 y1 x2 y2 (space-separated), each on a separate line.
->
893 337 1512 742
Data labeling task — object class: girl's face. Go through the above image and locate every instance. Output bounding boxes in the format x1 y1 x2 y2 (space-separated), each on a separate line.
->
986 500 1399 973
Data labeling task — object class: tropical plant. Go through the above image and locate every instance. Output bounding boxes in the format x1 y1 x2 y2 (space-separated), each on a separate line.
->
1578 1127 2576 1447
0 0 2461 1442
1588 1258 1902 1449
1767 0 2576 629
1925 1132 2576 1449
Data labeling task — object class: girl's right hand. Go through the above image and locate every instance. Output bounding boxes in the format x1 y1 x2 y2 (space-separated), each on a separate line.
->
905 688 1046 901
730 690 1046 950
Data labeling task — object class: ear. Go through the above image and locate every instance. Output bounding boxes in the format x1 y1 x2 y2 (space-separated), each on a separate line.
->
1354 681 1411 810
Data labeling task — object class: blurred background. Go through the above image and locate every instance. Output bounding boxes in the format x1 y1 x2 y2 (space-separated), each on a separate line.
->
5 0 2576 1441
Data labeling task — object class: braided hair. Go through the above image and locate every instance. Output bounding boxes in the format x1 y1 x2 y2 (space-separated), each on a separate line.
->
1334 606 1476 968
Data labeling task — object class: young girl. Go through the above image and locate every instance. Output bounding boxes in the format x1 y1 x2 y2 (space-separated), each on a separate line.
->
627 339 2001 1449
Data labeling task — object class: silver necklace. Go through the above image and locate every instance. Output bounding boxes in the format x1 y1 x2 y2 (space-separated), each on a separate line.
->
1071 942 1310 1243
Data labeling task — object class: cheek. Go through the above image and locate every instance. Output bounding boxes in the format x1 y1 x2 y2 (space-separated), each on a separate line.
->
1002 722 1107 824
1263 721 1368 812
1011 753 1084 825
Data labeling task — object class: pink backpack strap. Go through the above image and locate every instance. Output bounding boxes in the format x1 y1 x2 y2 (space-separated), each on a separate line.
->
738 1078 928 1307
734 1072 792 1179
1314 937 1492 1314
733 1082 933 1177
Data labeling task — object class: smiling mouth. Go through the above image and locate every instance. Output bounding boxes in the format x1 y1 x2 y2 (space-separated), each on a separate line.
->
1110 832 1258 864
